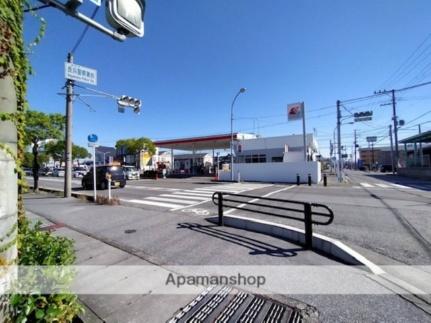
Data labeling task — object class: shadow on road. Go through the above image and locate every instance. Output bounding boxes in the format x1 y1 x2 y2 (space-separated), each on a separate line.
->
177 222 302 257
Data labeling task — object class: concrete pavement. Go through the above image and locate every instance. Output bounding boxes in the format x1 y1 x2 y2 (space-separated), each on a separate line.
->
24 192 431 322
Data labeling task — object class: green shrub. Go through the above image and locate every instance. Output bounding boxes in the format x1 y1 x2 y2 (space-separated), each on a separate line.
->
8 221 83 322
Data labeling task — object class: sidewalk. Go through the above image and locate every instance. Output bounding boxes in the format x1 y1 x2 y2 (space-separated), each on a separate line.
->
24 192 431 323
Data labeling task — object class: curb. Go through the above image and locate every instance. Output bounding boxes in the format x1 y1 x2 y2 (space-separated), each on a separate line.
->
207 214 431 306
208 214 384 274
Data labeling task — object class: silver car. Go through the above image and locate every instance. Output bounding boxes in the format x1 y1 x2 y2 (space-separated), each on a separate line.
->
123 166 140 180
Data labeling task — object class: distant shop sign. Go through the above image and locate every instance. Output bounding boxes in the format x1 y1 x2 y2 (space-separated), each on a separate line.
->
287 102 304 121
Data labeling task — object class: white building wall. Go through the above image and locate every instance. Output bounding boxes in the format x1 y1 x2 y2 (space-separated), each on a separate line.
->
218 161 321 184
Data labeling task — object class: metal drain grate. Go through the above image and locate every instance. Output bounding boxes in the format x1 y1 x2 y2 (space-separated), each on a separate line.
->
168 286 304 323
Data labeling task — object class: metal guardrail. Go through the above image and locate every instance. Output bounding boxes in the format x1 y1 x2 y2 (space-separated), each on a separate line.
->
212 192 334 249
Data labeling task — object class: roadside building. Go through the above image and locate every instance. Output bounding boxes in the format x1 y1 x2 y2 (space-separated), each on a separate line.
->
154 132 321 183
398 131 431 179
173 153 213 175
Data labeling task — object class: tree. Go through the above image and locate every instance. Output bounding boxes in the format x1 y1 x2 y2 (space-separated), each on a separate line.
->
116 137 156 156
23 110 65 191
45 140 90 166
73 144 90 161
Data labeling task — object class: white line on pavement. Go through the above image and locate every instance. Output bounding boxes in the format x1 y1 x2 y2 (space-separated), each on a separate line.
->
172 191 213 197
375 183 390 188
160 194 209 201
360 183 373 188
390 183 412 189
224 185 296 215
125 199 184 209
145 197 196 204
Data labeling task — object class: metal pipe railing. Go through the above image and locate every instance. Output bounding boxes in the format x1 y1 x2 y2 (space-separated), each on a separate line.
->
212 192 334 249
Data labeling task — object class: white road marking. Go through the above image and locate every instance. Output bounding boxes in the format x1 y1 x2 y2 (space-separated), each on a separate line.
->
145 197 196 204
181 190 213 195
224 185 296 215
161 194 209 201
172 191 213 197
360 183 373 188
391 183 412 189
375 183 390 188
126 199 184 208
125 186 179 191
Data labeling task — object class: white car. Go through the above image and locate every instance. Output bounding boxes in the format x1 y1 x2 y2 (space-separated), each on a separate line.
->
53 168 65 177
123 166 140 180
72 166 88 178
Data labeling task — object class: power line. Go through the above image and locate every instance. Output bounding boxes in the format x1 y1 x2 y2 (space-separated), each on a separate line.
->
379 33 431 89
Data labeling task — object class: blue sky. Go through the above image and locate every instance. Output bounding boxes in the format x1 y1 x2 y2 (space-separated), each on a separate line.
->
24 0 431 156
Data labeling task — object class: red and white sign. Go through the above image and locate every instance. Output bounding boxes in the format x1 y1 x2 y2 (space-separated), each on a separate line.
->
287 102 304 121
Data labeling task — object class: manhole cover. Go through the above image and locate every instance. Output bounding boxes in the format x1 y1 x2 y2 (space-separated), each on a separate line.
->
124 229 136 234
168 285 309 323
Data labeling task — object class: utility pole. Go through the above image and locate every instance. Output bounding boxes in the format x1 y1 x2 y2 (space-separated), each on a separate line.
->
354 129 357 170
389 125 395 175
336 100 342 181
391 89 399 171
419 124 423 167
371 142 375 167
64 52 74 198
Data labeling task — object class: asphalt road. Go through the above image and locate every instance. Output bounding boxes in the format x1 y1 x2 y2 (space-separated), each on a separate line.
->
28 173 431 267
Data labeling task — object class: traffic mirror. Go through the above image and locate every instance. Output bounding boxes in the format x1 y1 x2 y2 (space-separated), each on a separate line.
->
106 0 145 37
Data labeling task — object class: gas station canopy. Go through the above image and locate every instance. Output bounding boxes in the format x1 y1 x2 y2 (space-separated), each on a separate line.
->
154 133 239 151
399 130 431 144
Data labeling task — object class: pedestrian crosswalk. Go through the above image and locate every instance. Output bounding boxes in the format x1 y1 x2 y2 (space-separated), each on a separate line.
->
353 182 431 190
124 183 271 210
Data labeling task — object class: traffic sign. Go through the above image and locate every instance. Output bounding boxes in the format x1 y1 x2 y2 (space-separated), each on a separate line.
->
88 134 98 143
89 0 101 5
65 62 97 85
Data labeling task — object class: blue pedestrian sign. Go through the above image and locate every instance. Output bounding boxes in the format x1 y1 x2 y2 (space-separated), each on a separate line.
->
88 134 98 143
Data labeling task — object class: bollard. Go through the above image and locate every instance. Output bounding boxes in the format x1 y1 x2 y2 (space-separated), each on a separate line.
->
108 178 112 201
308 174 312 186
323 174 327 186
304 203 313 249
296 174 300 186
217 192 224 226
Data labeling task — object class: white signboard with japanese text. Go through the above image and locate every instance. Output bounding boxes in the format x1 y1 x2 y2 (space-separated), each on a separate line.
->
65 62 97 86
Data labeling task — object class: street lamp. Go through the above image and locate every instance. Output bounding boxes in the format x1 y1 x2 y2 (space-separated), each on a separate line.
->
230 87 246 181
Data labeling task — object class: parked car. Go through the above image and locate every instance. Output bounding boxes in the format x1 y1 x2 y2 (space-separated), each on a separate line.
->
24 168 33 176
73 166 88 178
40 167 53 176
123 166 140 180
53 168 65 177
81 165 126 190
379 165 393 173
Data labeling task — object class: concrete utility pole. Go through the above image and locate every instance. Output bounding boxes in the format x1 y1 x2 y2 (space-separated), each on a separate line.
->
0 62 18 289
389 125 395 175
354 129 357 170
419 124 423 167
391 89 399 170
336 100 342 182
64 53 74 198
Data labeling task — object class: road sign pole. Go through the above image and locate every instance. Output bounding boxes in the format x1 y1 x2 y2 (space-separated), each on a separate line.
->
64 52 74 198
302 102 307 162
336 100 342 182
93 144 97 202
